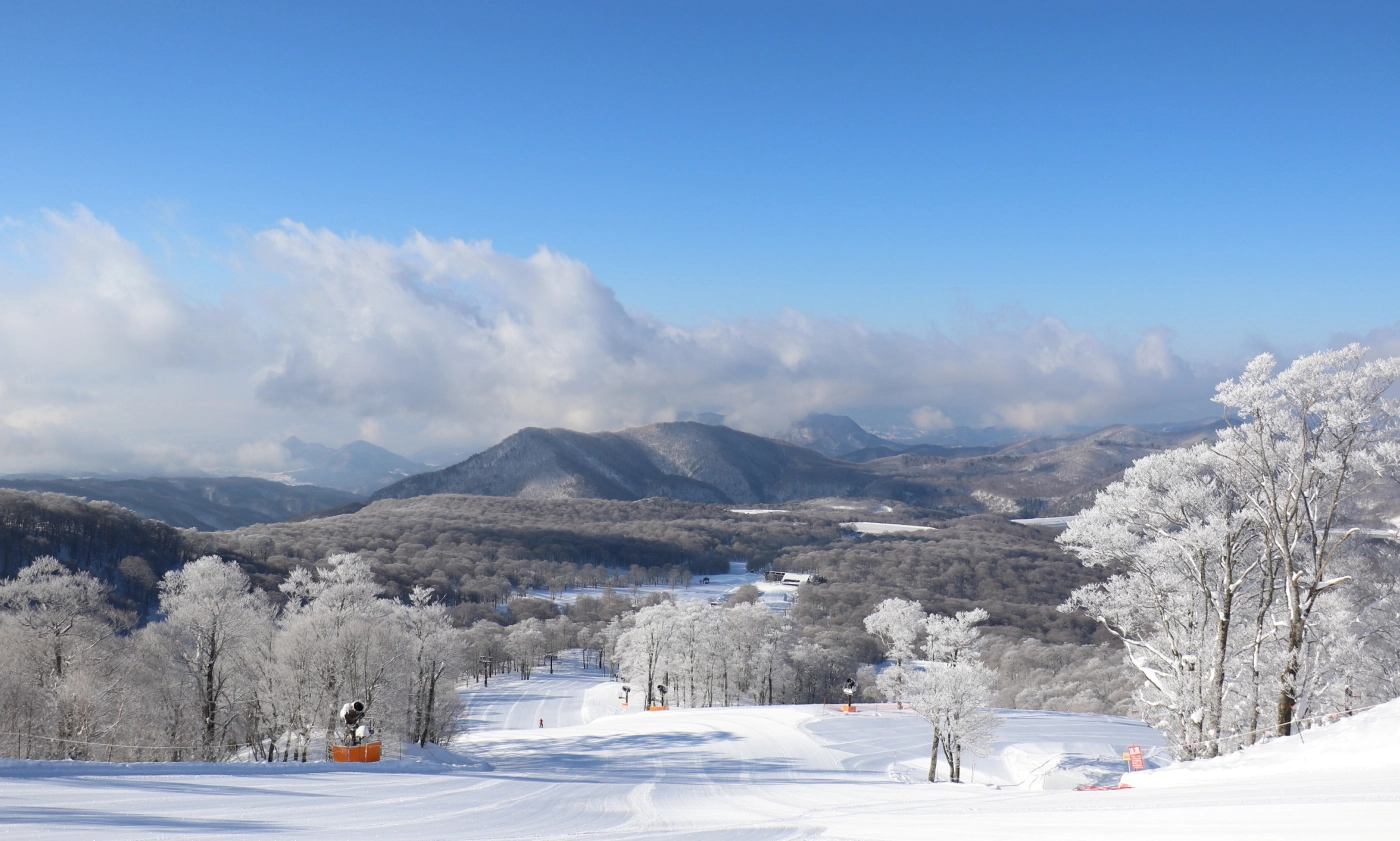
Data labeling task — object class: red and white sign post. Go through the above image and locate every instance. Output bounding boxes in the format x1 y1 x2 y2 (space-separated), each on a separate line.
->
1126 745 1145 772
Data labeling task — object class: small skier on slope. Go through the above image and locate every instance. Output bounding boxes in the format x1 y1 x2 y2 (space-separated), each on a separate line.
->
539 718 544 728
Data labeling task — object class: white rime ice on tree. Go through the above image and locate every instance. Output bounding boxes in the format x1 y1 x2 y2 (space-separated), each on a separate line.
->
1214 345 1400 736
1059 445 1260 758
159 556 273 760
865 601 997 783
0 556 117 681
507 619 549 679
402 586 468 749
0 556 123 759
614 600 795 710
0 551 473 762
864 597 927 705
1061 344 1400 757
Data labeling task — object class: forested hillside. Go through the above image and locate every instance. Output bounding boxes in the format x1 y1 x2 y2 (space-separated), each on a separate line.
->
0 490 189 610
783 516 1106 644
191 495 1104 642
196 496 874 609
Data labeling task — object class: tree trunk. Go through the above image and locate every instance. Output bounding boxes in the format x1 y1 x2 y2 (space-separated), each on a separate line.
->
1276 617 1305 736
1205 586 1233 758
420 670 437 748
943 733 962 783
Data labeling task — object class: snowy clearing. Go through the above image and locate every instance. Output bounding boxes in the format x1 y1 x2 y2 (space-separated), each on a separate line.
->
529 562 797 612
841 521 937 535
1010 515 1078 528
729 508 790 514
1 662 1397 839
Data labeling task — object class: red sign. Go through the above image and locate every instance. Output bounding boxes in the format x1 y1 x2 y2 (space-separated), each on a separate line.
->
1127 745 1145 771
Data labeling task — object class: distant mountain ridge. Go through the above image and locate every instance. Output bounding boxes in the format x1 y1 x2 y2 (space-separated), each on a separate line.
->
279 437 431 495
369 418 1228 517
0 476 358 531
371 423 872 504
773 413 902 458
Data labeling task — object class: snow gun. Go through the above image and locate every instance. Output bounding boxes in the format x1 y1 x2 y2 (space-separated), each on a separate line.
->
333 699 382 763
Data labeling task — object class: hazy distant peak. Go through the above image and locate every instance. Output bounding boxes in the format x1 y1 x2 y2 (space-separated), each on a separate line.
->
775 413 900 458
675 411 726 425
278 437 431 496
371 421 867 505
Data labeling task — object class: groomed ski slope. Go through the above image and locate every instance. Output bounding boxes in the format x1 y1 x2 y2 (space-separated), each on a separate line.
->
1 659 1397 840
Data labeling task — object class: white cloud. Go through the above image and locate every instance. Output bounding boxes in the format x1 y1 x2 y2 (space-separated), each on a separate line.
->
0 209 1232 476
910 406 954 432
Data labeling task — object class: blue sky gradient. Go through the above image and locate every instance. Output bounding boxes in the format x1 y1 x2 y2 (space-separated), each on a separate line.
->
0 2 1397 470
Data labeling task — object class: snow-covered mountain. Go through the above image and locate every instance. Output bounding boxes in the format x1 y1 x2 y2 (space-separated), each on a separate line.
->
368 419 1230 517
279 437 431 495
774 413 903 457
370 422 872 504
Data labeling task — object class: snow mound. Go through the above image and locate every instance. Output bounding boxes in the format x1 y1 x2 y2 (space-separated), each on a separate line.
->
1126 698 1400 789
877 708 1168 788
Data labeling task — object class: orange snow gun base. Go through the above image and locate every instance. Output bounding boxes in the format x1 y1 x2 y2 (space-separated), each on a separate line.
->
333 742 382 763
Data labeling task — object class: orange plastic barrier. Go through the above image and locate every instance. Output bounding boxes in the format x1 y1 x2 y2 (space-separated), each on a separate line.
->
332 742 382 763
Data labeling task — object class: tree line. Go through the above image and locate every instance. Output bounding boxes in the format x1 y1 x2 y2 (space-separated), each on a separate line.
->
0 553 465 762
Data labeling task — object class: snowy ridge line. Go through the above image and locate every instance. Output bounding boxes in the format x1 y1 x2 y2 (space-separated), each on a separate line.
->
1140 702 1385 753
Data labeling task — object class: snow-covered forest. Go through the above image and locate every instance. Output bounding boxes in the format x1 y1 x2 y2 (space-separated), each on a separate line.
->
0 553 476 761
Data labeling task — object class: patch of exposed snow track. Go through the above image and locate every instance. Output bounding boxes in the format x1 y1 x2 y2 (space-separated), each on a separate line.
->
841 521 936 535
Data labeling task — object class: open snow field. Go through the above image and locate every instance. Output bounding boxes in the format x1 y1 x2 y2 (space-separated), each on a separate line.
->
3 659 1399 839
529 562 798 612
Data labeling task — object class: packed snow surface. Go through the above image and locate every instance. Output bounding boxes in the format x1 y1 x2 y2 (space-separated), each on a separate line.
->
841 521 936 534
2 659 1398 839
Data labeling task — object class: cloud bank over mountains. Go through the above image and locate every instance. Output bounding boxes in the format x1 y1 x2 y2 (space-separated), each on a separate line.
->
1 207 1234 476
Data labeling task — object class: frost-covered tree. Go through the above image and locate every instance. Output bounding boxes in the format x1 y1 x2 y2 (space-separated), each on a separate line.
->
1059 446 1258 757
614 599 797 709
902 608 997 783
278 554 401 758
401 586 466 747
923 607 988 665
159 556 273 759
864 597 925 705
863 597 925 664
1060 346 1400 752
0 557 125 759
507 618 548 679
1213 345 1400 735
616 602 680 708
0 556 120 681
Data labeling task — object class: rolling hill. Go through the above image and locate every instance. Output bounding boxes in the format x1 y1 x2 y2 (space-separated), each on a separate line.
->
370 422 873 504
368 419 1227 517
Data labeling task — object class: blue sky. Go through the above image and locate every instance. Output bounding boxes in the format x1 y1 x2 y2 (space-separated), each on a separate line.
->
0 2 1397 470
